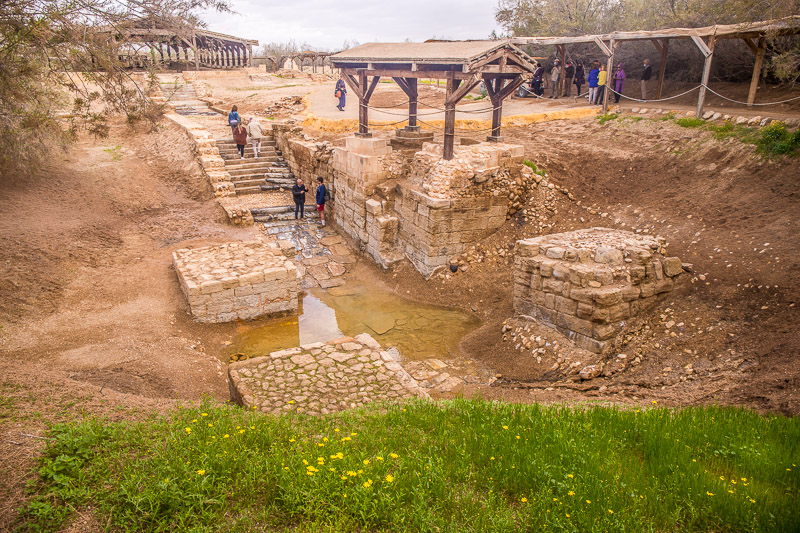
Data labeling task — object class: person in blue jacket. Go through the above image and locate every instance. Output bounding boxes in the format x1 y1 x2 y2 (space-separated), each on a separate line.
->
335 76 347 111
315 176 329 226
228 105 240 139
587 63 600 105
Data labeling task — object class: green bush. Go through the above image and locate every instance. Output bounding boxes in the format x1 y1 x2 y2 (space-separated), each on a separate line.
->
597 112 620 125
756 121 799 156
522 159 546 176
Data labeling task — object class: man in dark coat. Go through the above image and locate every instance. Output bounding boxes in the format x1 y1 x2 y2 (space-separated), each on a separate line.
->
292 178 308 220
641 59 652 101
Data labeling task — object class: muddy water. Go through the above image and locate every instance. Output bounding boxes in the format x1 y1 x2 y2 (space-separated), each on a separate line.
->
225 282 479 362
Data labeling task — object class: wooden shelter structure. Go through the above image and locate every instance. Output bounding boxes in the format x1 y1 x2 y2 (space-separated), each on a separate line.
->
330 41 538 160
512 16 800 116
100 23 258 70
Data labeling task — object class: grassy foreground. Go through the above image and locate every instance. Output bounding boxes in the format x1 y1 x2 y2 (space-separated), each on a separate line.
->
19 399 799 532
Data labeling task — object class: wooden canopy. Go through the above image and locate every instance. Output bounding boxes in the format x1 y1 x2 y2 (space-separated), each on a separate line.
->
99 24 258 69
331 41 538 160
512 15 800 116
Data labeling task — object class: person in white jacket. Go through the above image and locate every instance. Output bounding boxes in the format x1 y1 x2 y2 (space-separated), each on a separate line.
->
246 117 263 159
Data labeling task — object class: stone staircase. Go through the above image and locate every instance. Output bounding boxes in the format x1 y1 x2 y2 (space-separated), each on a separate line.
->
159 81 217 116
216 138 295 195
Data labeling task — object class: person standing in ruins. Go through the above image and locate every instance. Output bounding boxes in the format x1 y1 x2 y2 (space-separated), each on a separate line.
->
612 64 626 103
247 117 263 159
563 59 575 97
549 59 561 99
587 62 599 104
228 105 240 139
315 176 328 227
641 58 652 101
233 122 247 159
573 62 585 98
596 64 607 105
292 178 309 220
335 75 347 111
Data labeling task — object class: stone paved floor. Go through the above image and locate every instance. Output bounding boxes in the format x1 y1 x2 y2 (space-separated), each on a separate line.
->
261 219 355 289
228 333 428 415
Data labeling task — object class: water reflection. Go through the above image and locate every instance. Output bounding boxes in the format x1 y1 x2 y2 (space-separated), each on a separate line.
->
225 281 478 362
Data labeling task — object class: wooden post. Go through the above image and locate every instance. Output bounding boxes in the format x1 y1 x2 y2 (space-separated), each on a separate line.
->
393 77 419 130
557 44 567 96
444 73 458 160
602 39 615 112
746 37 766 106
654 38 669 99
483 75 524 141
693 36 716 118
358 70 369 136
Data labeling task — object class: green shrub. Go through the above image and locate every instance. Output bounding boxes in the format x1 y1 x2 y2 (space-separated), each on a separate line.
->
597 112 620 125
522 159 546 176
676 117 705 128
756 121 799 156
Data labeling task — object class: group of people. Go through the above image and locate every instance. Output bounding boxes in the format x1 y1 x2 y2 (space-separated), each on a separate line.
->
292 177 328 226
227 105 264 159
537 57 654 104
227 105 329 226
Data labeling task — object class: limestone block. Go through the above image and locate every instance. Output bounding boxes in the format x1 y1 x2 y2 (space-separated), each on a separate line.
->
365 199 383 215
345 136 392 156
663 257 683 277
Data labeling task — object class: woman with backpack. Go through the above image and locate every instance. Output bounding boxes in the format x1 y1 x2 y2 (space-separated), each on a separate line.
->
228 105 240 139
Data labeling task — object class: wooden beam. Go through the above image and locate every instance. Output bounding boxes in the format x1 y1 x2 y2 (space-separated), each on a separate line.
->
742 37 758 54
341 71 364 100
444 73 457 160
695 37 716 118
445 73 480 105
339 67 474 80
747 37 766 106
602 39 615 112
393 77 419 127
656 38 669 99
364 75 381 101
594 37 612 57
358 71 369 136
557 44 567 96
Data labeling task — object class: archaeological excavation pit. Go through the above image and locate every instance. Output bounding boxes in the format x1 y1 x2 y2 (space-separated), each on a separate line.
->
173 240 298 323
513 228 685 354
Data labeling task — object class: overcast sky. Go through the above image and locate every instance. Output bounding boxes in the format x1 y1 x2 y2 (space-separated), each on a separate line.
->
200 0 501 51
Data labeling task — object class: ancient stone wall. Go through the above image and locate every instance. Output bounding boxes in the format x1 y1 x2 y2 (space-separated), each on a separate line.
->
173 241 298 323
228 333 428 416
513 228 684 354
272 125 532 278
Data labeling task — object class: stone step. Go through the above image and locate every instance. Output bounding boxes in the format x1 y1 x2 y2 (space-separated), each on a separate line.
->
235 185 275 195
224 160 280 170
219 151 278 160
228 169 283 179
231 178 267 187
217 140 277 148
255 210 321 223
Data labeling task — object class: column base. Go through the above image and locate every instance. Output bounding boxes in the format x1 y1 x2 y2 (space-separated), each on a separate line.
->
486 135 504 142
354 132 373 138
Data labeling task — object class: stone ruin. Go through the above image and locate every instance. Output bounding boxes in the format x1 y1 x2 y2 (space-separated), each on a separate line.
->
173 240 298 323
228 333 428 415
513 228 684 354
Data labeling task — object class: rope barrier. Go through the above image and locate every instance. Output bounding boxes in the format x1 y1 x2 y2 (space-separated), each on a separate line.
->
700 85 800 106
416 118 497 134
605 85 701 103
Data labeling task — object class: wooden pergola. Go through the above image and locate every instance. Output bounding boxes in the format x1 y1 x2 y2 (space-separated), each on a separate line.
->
512 16 800 116
330 41 538 160
99 24 258 70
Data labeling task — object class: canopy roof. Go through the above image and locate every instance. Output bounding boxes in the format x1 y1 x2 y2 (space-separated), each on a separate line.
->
331 41 513 65
513 15 800 45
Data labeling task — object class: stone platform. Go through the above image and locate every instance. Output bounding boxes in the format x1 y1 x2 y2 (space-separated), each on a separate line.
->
514 228 684 353
228 333 428 415
173 241 298 323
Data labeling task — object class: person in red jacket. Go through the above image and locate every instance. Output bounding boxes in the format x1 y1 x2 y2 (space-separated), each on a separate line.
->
233 123 247 159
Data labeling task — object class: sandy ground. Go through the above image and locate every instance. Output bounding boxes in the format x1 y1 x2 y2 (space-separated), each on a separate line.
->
1 69 799 529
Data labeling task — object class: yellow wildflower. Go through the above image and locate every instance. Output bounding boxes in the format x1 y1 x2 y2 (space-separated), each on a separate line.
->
385 474 394 483
223 434 229 439
706 491 714 496
377 456 384 461
196 469 205 475
567 474 574 478
502 425 509 430
184 427 192 434
609 509 614 514
520 497 527 503
363 459 370 465
390 453 399 459
568 491 575 496
201 413 208 417
586 500 592 504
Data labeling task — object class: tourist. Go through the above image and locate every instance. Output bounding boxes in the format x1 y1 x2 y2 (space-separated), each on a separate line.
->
641 58 652 101
315 176 328 227
247 117 263 159
562 59 575 97
596 64 607 105
532 62 545 96
587 63 599 104
335 75 347 111
233 122 247 159
292 178 308 220
549 59 560 99
612 64 626 103
228 105 240 138
573 62 585 98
